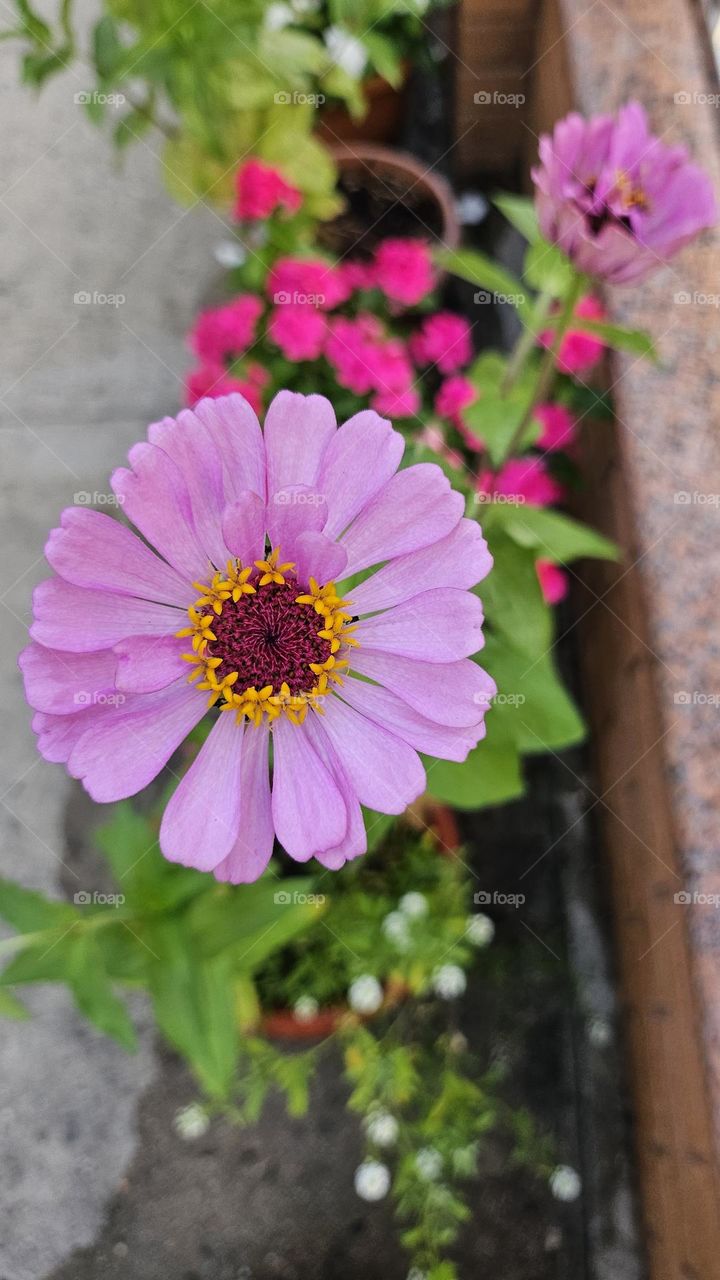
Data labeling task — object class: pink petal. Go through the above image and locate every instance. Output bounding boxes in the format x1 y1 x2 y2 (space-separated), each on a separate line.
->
19 642 118 715
30 579 183 652
317 409 404 538
148 411 230 569
356 588 484 662
32 706 107 763
111 442 208 581
294 531 348 588
213 722 275 883
160 712 245 870
351 650 496 728
44 508 192 607
68 680 206 802
221 490 267 564
302 713 366 868
266 485 328 563
320 695 425 814
270 716 348 860
114 635 187 693
350 519 492 615
339 676 484 762
193 393 266 502
340 464 464 576
264 391 336 498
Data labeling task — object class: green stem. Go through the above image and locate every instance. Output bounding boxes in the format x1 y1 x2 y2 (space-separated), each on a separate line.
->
500 272 584 464
500 287 553 397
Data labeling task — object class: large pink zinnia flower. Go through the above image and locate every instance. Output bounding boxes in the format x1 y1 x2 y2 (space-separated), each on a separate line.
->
20 393 494 882
532 101 716 283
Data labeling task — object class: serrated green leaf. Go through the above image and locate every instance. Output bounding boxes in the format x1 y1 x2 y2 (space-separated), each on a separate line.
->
68 934 137 1050
0 877 76 933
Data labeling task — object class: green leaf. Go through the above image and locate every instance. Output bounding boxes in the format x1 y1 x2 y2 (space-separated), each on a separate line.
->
0 877 76 933
435 248 530 319
493 193 539 243
147 924 238 1099
573 318 657 361
463 351 540 465
523 237 576 296
424 738 524 810
92 14 122 78
96 803 207 914
485 504 620 563
68 934 137 1051
186 877 321 963
362 31 404 87
0 988 29 1020
480 528 553 656
483 636 585 753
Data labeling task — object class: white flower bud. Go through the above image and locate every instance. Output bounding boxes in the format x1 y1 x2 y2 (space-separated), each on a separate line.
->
382 910 411 950
364 1109 399 1148
399 891 428 919
431 963 467 1000
354 1159 391 1201
415 1146 443 1181
467 913 495 947
174 1103 209 1141
324 26 368 79
550 1164 582 1202
293 995 319 1023
348 975 383 1015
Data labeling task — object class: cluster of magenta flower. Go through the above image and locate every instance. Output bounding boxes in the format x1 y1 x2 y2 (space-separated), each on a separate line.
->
20 102 716 881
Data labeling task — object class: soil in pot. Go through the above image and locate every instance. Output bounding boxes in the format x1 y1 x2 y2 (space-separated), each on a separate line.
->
317 145 459 257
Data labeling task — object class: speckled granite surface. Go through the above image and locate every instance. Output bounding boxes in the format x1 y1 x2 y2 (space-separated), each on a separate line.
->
553 0 720 1256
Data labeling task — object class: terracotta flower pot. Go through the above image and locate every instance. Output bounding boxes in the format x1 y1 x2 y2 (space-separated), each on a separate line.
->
318 143 461 258
316 70 410 147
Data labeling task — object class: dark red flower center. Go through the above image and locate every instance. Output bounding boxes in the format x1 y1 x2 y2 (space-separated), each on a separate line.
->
206 580 332 695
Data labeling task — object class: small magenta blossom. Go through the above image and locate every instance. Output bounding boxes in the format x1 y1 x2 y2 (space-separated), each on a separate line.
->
233 158 302 221
189 296 263 365
409 312 473 374
20 393 494 882
373 238 435 307
476 457 565 508
538 294 607 375
532 101 716 283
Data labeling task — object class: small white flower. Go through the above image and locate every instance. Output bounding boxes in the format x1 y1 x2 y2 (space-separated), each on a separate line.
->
432 963 467 1000
455 191 489 226
587 1015 612 1049
382 911 411 950
399 891 428 919
354 1159 391 1201
364 1109 399 1148
264 2 293 30
415 1146 443 1181
348 975 384 1015
467 913 495 947
213 240 247 269
407 1269 428 1280
291 0 321 11
550 1164 582 1202
324 26 368 80
174 1103 209 1141
293 995 319 1023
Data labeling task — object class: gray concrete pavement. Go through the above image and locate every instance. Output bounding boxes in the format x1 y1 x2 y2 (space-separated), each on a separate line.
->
0 7 220 1274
